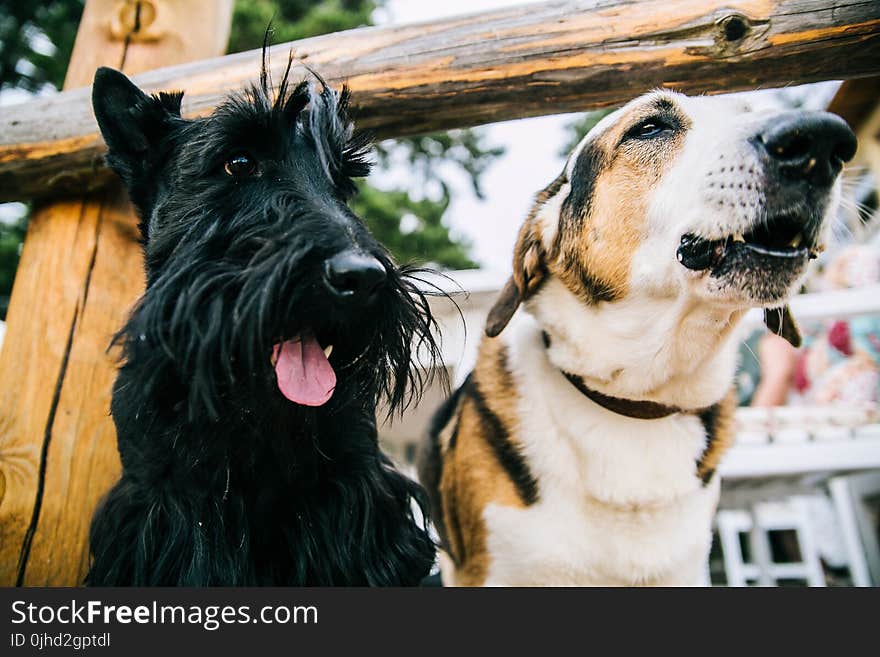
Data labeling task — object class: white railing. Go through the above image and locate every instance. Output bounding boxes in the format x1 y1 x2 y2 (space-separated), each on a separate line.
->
722 405 880 479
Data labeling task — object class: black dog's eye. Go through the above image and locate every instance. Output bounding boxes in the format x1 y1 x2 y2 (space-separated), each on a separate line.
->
224 153 258 177
626 118 673 140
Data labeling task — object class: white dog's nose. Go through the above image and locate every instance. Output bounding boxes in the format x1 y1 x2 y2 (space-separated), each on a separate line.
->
757 111 857 186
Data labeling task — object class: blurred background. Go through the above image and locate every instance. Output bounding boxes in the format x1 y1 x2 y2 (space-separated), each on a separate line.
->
1 0 878 586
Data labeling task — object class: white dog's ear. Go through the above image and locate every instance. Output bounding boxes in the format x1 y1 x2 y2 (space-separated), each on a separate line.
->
763 305 802 348
486 220 545 337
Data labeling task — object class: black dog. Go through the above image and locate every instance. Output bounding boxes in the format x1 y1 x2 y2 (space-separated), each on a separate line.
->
87 57 443 585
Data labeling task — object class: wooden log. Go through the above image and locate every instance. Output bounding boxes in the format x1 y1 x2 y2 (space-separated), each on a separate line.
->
1 0 879 202
0 0 233 586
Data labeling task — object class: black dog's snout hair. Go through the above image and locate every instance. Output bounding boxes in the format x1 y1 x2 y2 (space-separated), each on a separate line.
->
323 250 387 302
757 111 857 186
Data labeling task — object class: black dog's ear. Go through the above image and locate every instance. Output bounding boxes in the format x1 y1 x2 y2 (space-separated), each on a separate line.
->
92 67 182 176
764 305 802 348
92 67 152 155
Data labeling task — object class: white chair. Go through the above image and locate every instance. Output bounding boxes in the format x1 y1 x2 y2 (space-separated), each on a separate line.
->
828 472 880 586
716 498 827 586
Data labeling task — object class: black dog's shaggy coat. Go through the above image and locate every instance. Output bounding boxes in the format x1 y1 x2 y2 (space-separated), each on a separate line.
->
87 56 442 585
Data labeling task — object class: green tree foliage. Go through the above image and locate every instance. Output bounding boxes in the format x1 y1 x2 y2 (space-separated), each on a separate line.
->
228 0 376 54
0 210 26 318
0 0 84 92
351 183 475 271
0 0 504 318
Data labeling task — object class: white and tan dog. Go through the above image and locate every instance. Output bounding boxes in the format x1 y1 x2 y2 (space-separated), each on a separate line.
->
418 90 856 586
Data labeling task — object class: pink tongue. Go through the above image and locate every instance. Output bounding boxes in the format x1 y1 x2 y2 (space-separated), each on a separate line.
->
273 335 336 406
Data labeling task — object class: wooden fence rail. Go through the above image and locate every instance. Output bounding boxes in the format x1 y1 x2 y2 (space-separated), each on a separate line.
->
1 0 879 202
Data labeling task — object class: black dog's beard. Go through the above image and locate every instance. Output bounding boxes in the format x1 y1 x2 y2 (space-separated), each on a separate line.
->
117 227 443 425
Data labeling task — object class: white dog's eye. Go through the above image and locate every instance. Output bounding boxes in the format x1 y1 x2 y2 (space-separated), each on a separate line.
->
626 119 673 140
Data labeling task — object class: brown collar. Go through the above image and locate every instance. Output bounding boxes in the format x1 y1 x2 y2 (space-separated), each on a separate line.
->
560 371 686 420
542 331 685 420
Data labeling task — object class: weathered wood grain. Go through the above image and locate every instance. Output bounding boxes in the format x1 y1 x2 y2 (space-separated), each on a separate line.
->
1 0 879 202
19 184 143 586
0 195 102 584
0 0 233 586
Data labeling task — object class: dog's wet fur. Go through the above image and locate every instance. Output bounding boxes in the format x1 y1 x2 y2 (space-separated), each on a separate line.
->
87 55 443 585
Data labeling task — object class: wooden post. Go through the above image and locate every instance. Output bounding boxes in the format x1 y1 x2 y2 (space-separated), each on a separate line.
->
0 0 233 586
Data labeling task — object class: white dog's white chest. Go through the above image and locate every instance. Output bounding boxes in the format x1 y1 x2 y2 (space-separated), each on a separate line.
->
480 319 721 586
481 482 718 586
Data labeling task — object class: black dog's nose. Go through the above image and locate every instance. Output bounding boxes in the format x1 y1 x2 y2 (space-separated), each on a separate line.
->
323 250 386 301
758 111 857 186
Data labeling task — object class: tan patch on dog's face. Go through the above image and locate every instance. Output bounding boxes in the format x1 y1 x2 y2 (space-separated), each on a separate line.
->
549 94 692 304
485 92 696 337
